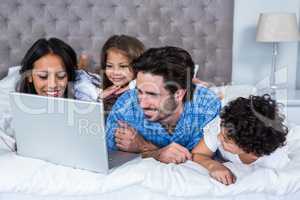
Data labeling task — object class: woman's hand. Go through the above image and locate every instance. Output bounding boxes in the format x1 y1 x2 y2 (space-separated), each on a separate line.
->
208 163 236 185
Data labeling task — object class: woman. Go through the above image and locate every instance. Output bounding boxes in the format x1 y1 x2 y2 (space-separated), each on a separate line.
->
17 38 77 97
0 37 78 151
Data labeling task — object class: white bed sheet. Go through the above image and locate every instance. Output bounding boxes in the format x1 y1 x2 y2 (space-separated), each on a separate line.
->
1 190 300 200
1 125 300 199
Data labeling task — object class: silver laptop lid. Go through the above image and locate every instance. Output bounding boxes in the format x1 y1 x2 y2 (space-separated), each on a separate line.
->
9 92 109 173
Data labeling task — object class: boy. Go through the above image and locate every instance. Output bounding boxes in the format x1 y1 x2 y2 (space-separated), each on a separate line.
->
192 94 289 185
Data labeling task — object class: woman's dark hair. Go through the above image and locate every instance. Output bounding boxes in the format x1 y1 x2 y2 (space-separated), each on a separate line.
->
100 35 145 89
220 94 288 157
18 38 77 97
132 46 195 101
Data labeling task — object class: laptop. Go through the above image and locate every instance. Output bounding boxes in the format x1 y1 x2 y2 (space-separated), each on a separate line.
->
9 92 140 174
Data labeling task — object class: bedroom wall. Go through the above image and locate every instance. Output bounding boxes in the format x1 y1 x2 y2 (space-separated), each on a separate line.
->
232 0 300 89
297 5 300 89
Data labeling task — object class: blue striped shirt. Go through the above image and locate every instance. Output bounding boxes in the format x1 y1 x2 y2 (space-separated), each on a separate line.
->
106 86 221 151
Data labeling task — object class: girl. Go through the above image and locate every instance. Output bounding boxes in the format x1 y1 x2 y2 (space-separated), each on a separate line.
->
192 94 289 185
74 35 145 112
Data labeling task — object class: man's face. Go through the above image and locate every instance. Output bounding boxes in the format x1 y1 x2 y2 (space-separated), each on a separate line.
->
136 72 184 123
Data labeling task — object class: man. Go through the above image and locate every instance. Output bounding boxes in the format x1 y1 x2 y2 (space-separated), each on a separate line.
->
106 46 221 164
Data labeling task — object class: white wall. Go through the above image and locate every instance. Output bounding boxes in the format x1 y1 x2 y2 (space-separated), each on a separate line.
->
297 4 300 89
232 0 299 89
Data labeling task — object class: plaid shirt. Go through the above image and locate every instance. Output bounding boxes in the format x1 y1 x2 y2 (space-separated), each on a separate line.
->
106 86 221 151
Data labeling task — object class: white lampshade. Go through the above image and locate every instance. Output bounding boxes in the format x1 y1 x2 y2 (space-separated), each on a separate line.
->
256 13 299 42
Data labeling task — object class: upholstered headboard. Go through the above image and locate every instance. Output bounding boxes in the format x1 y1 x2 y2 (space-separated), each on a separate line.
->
0 0 233 85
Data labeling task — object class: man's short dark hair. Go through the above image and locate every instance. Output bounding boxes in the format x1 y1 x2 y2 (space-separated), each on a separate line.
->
220 94 288 157
132 46 195 101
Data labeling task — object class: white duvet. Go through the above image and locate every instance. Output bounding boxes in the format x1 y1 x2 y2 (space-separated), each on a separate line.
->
1 127 300 198
1 67 300 198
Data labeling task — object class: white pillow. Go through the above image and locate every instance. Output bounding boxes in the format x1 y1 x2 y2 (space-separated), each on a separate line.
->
0 66 20 113
0 66 20 151
210 84 257 106
0 66 21 90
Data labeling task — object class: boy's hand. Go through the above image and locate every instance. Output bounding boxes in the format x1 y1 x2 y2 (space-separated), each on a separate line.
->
209 163 236 185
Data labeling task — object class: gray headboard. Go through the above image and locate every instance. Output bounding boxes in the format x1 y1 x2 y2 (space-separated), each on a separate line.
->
0 0 233 85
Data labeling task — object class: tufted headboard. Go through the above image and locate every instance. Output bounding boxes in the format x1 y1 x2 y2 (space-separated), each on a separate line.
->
0 0 233 85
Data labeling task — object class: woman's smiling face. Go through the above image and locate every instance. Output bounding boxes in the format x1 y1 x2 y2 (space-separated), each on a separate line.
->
29 53 68 97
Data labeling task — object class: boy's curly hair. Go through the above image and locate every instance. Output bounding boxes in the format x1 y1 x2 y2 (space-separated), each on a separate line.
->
220 94 288 157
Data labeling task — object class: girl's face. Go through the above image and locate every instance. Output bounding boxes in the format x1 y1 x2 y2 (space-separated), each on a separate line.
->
218 127 245 155
29 53 68 97
105 48 134 87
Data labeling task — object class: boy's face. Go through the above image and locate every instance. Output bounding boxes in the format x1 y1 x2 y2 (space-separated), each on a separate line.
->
218 127 245 155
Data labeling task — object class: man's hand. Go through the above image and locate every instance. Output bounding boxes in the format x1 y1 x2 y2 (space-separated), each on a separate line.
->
154 142 192 164
208 163 236 185
115 121 156 153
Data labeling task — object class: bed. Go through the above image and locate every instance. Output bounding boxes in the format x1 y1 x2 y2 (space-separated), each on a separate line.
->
1 67 300 200
1 0 300 199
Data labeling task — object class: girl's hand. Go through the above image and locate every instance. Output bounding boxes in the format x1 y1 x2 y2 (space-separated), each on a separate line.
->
209 163 236 185
114 85 130 95
102 85 121 100
101 85 130 100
